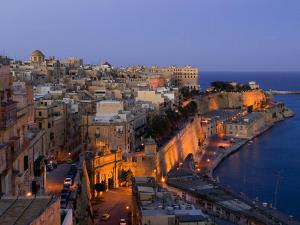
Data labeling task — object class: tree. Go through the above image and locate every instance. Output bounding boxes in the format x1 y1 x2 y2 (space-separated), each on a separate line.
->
149 115 171 139
165 108 180 127
179 101 198 117
180 87 191 99
94 182 106 193
120 169 133 183
211 81 234 92
186 101 197 114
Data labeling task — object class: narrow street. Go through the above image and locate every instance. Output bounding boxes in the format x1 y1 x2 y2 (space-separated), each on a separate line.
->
46 163 71 194
93 187 132 225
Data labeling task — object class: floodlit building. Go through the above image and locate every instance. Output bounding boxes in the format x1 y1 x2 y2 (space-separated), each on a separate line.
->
248 81 260 90
82 100 135 153
225 112 266 139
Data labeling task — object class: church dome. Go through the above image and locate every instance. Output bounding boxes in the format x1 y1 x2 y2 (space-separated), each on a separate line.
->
31 50 44 57
30 50 45 63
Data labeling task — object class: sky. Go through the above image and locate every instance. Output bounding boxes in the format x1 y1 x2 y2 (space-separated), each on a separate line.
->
1 0 300 71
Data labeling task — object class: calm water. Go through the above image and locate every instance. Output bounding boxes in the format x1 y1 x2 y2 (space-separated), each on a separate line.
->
200 72 300 218
199 71 300 91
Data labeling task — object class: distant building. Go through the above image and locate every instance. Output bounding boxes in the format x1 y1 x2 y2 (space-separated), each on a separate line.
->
136 91 165 107
126 65 200 90
30 50 45 64
144 66 199 90
149 76 166 90
225 112 266 139
61 57 83 68
82 100 135 153
248 81 260 90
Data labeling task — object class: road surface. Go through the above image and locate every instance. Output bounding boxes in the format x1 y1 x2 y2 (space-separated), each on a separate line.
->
46 163 71 194
93 187 132 225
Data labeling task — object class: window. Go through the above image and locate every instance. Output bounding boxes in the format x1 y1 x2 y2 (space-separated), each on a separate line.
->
95 128 100 138
24 156 29 171
38 111 42 116
38 122 42 129
48 123 51 128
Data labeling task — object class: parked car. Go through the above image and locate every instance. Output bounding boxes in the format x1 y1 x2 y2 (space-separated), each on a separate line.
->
62 184 70 190
46 164 54 172
61 189 71 199
101 213 110 221
60 198 68 209
64 178 73 186
120 218 127 225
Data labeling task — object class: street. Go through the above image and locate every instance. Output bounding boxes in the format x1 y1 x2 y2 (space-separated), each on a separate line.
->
46 163 71 194
93 187 132 225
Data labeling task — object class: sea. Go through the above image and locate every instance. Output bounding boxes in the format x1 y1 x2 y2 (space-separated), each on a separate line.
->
199 72 300 219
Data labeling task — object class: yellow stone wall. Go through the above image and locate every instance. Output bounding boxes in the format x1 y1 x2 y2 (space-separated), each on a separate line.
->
156 117 204 177
197 90 268 114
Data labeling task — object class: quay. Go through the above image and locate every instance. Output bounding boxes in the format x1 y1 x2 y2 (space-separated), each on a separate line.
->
201 125 273 178
267 90 300 94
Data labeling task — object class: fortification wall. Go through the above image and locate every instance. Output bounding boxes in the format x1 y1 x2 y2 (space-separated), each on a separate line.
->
156 90 267 177
156 117 204 176
197 90 267 114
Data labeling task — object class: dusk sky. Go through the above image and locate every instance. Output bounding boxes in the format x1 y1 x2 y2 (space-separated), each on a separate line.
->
1 0 300 71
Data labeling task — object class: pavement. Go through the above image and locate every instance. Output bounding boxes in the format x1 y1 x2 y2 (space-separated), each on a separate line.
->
46 163 71 194
93 187 132 225
197 135 246 177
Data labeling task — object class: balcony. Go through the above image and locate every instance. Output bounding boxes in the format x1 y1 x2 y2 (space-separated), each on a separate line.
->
0 100 17 128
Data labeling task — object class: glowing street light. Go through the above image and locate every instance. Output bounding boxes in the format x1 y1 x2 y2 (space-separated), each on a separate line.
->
26 192 32 197
161 177 166 183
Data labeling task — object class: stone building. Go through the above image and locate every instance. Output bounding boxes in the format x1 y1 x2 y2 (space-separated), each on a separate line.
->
225 112 266 139
143 65 200 90
90 145 122 193
81 101 134 153
0 57 47 196
34 99 81 161
136 90 166 108
30 50 45 65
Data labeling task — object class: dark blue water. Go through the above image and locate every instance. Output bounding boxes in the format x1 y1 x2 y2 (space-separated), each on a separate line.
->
200 72 300 218
199 71 300 91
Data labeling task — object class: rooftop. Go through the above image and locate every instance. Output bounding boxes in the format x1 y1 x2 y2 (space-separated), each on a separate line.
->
0 196 58 225
167 173 300 225
227 112 263 125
